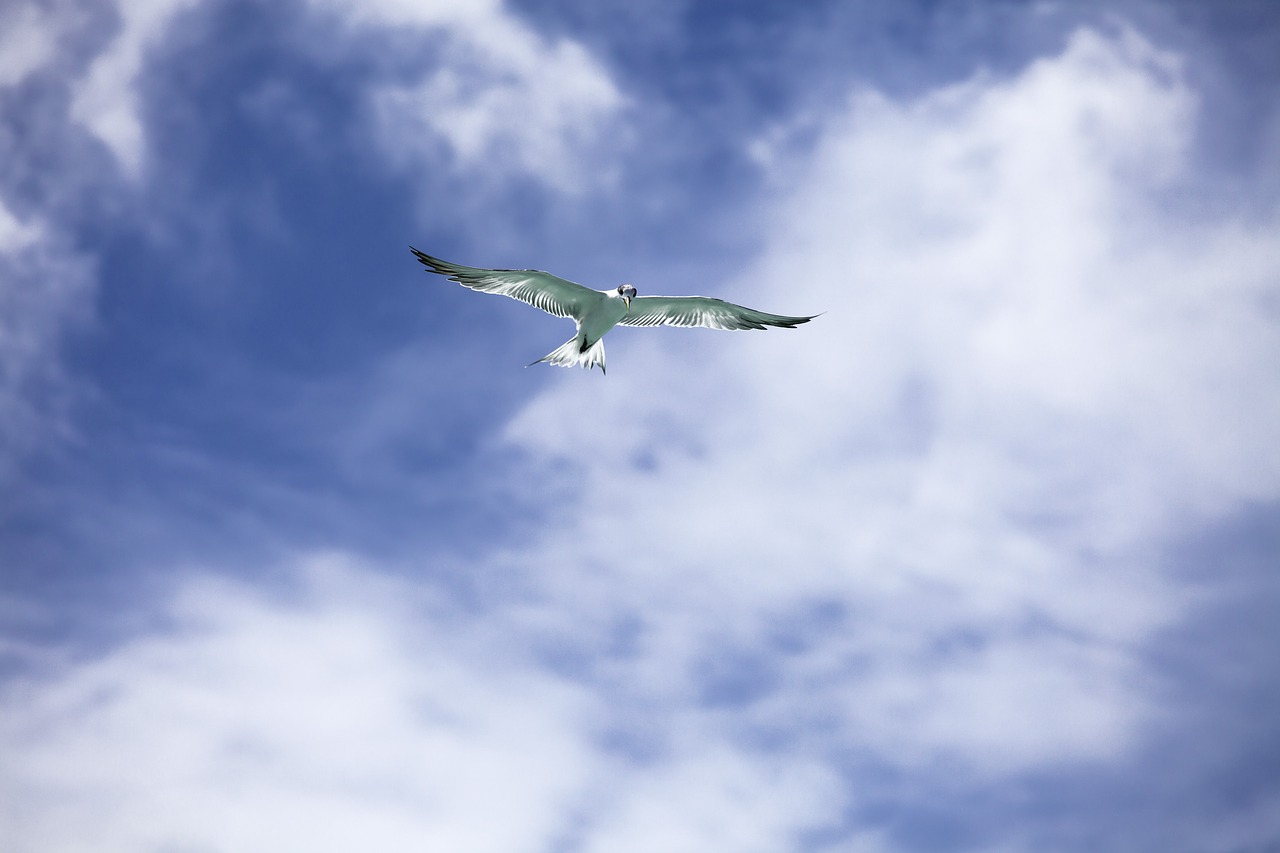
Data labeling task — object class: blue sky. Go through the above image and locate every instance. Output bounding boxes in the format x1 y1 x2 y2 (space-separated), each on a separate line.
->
2 1 1280 850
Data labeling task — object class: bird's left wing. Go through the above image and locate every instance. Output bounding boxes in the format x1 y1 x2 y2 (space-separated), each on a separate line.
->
619 295 817 330
412 248 600 321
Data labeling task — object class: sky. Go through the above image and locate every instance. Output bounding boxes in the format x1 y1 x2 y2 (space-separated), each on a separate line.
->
2 0 1280 850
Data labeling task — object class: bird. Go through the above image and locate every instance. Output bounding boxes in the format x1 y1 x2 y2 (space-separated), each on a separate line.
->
411 248 816 374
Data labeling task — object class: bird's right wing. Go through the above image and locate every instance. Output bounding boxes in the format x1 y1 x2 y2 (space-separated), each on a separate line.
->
412 248 601 322
619 295 817 330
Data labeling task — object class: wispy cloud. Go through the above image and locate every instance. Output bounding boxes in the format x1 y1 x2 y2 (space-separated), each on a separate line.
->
321 0 626 193
65 0 625 188
68 0 201 176
0 200 41 253
0 4 59 87
0 207 92 470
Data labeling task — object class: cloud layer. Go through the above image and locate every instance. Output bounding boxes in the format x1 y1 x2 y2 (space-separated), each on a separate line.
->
2 7 1279 853
498 25 1280 775
0 558 843 852
59 0 624 186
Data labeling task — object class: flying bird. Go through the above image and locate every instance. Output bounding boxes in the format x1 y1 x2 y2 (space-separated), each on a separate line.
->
411 248 816 374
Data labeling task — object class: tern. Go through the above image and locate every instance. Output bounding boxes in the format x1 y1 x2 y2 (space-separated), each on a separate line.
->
412 248 816 374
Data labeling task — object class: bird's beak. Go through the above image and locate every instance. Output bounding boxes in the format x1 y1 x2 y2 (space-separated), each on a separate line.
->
624 295 631 312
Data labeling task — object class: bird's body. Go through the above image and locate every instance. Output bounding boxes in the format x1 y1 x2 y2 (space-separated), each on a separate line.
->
411 248 815 373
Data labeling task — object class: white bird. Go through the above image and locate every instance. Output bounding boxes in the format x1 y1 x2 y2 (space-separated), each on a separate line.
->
412 248 817 374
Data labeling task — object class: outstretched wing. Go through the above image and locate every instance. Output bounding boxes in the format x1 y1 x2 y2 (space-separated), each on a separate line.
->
619 295 816 330
412 248 601 322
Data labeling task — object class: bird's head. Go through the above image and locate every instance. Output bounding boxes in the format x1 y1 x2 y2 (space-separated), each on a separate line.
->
617 283 637 311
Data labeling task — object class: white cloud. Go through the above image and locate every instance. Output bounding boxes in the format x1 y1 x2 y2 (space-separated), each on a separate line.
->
0 4 58 86
325 0 624 193
0 204 92 468
304 0 498 30
583 748 841 853
70 0 624 186
0 559 596 852
370 38 623 193
494 25 1280 773
0 558 843 852
0 199 41 253
70 0 200 176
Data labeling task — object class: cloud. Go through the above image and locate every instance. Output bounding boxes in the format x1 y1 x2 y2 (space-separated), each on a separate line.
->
69 0 200 176
0 204 92 470
581 747 842 853
0 199 41 253
317 0 625 193
67 0 624 188
741 26 1280 547
3 17 1279 853
0 558 842 852
496 25 1280 776
0 559 596 852
0 4 59 87
369 36 623 193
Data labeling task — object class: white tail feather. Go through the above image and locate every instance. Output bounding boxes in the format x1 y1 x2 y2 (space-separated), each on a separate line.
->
529 335 607 374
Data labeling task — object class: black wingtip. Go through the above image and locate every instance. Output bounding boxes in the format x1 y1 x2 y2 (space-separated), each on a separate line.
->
410 246 438 270
411 247 460 282
764 314 820 329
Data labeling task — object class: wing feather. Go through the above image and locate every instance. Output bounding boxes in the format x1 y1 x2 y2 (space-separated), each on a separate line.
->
412 248 600 322
619 295 816 330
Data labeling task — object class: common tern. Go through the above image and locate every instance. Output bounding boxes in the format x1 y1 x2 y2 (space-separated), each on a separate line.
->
412 248 816 374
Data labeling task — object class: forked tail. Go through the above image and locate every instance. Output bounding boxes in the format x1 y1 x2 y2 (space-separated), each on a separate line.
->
528 335 607 374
